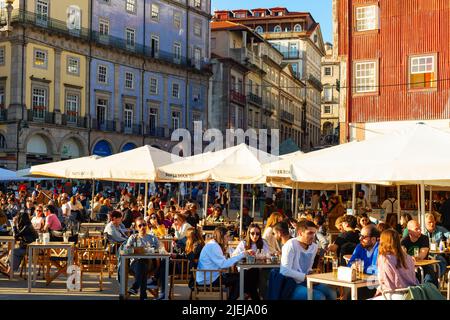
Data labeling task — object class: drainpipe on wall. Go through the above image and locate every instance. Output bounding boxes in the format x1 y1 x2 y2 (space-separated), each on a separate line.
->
346 0 352 143
142 0 146 147
87 0 93 155
185 0 190 132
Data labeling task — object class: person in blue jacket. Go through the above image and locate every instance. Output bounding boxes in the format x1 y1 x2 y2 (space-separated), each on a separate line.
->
348 224 380 275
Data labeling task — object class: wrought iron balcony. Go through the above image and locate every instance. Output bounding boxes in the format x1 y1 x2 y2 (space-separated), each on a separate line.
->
248 93 263 106
62 114 88 128
91 118 116 132
280 110 294 124
145 126 166 138
278 50 300 60
122 123 142 135
230 90 246 106
27 109 55 124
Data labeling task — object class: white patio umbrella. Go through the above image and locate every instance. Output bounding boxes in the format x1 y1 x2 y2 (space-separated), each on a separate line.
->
158 143 280 236
66 145 181 215
290 123 450 229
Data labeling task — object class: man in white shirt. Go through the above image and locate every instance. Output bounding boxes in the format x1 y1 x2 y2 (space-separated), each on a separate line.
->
281 219 337 300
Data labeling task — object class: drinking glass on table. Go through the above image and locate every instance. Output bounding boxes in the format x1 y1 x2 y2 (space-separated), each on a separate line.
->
413 247 420 259
332 258 339 275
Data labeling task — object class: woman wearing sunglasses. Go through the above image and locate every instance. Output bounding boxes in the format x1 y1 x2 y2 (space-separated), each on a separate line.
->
147 212 167 238
232 223 270 300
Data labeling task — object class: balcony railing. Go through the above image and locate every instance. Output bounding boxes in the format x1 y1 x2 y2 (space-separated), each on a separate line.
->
27 109 55 124
10 10 211 72
91 118 116 132
278 51 300 60
308 74 323 91
230 90 246 106
248 93 263 106
122 123 142 135
145 126 166 138
62 114 88 128
281 110 294 123
230 48 262 69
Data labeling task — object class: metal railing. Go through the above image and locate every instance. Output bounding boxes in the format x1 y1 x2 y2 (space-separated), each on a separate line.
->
27 109 55 124
278 50 300 60
91 118 116 132
10 10 211 71
248 93 263 106
122 123 142 135
144 126 166 138
230 90 246 105
62 114 88 128
280 110 294 123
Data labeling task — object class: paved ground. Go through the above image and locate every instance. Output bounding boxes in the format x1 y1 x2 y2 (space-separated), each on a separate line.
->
0 271 192 300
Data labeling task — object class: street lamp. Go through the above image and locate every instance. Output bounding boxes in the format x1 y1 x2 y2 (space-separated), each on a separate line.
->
0 0 13 33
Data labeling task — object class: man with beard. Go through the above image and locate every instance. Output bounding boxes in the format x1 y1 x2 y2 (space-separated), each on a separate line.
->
347 224 380 275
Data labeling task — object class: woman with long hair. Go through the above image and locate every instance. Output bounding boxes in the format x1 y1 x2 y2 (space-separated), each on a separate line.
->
372 229 418 300
232 223 269 300
196 226 251 300
262 212 284 254
147 211 167 238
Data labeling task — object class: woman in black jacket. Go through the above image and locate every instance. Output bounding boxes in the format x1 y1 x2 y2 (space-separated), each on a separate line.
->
8 209 38 272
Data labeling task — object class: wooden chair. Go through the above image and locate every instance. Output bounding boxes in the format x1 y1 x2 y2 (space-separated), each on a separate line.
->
75 246 107 291
191 268 227 300
169 258 191 299
75 237 108 291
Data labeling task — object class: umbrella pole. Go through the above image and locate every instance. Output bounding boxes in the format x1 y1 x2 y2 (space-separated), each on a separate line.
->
252 191 255 219
352 183 356 215
397 185 401 223
429 186 432 215
144 182 148 217
291 187 295 212
420 182 426 233
240 184 244 239
336 184 338 195
178 183 181 205
294 184 299 217
91 179 95 207
302 190 306 210
204 181 209 219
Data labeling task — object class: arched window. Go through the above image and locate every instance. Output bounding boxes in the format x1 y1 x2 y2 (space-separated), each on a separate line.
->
273 25 282 33
255 26 264 34
0 134 5 149
294 24 302 32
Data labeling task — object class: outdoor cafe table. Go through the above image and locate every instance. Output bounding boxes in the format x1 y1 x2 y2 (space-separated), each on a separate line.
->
306 272 378 300
119 252 171 300
0 236 15 279
27 242 75 292
236 260 280 300
414 259 441 284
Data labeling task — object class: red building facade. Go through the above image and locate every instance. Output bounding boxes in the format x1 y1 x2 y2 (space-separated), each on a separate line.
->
337 0 450 142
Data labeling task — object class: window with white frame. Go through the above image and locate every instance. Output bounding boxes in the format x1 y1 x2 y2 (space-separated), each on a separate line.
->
355 5 378 32
173 42 182 63
194 20 202 37
0 85 4 108
67 56 80 75
173 12 181 29
273 25 282 32
194 48 201 69
255 26 263 34
354 61 377 93
125 72 134 89
126 0 136 13
324 105 332 114
124 103 133 128
149 106 158 132
126 28 135 48
34 49 47 68
96 98 107 125
172 110 180 130
323 87 333 101
409 55 437 89
151 35 159 57
97 65 107 83
172 83 180 98
151 4 159 21
0 47 4 65
294 24 302 32
99 18 109 35
36 0 49 26
32 87 47 118
65 92 79 122
149 77 158 95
